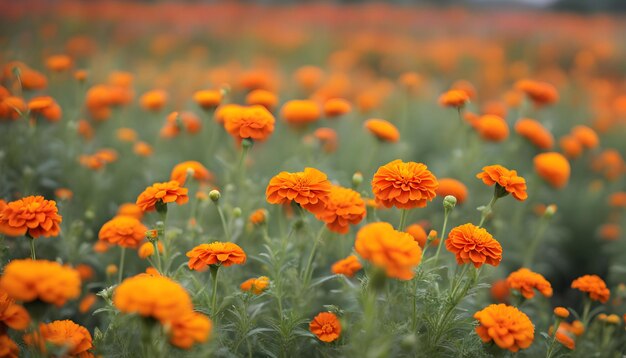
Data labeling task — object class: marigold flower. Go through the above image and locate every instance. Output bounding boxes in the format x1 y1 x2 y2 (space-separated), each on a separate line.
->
398 72 423 92
435 178 468 204
161 111 202 138
186 242 247 270
406 224 435 248
599 223 620 241
168 311 212 349
0 289 30 330
224 105 276 142
114 274 192 322
106 264 118 276
75 264 94 281
248 209 267 225
78 294 97 313
170 161 212 185
309 312 341 343
476 115 509 142
476 165 527 201
490 279 510 303
314 185 366 234
24 320 93 357
45 54 73 72
139 89 168 111
240 276 270 294
138 241 164 259
136 181 189 212
571 125 599 149
54 188 73 201
133 141 153 157
555 330 575 350
214 104 242 125
355 222 422 280
0 196 62 238
452 80 477 99
116 203 143 220
245 89 278 110
0 259 80 307
438 89 469 108
559 135 583 159
372 160 438 209
446 223 502 268
506 268 553 299
98 216 147 248
93 241 110 253
295 66 324 91
0 334 19 357
608 192 626 207
571 274 610 303
364 118 400 142
323 98 352 117
116 127 137 142
28 96 62 122
534 152 570 189
474 304 534 352
193 89 222 110
281 99 321 126
313 127 338 153
266 167 332 214
592 149 625 181
514 118 554 149
515 79 559 106
0 96 26 120
554 307 569 319
331 255 363 278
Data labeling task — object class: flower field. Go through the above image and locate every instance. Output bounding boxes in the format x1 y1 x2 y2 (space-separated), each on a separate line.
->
0 1 625 357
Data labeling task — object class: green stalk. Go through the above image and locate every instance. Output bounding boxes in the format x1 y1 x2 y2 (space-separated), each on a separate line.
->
118 247 126 283
210 265 220 317
398 209 409 231
433 208 451 265
28 235 36 260
303 226 325 286
478 195 498 228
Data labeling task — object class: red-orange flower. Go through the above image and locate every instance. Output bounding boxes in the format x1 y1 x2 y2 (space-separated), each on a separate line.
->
24 320 94 357
476 115 509 142
571 125 599 149
224 105 276 142
534 152 570 189
435 178 468 204
331 255 363 278
0 196 62 238
0 288 30 330
476 165 528 201
168 311 212 349
309 312 341 343
515 118 554 149
474 304 534 352
571 275 610 303
170 161 212 185
364 119 400 142
248 209 267 225
0 334 19 357
446 223 502 268
265 167 332 214
136 181 189 212
140 89 168 111
98 216 147 248
506 268 553 299
186 242 247 270
371 160 438 209
314 185 366 234
515 79 559 106
240 276 270 294
438 90 469 108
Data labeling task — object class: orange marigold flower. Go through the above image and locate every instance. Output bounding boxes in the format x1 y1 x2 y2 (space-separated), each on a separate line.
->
372 160 438 209
534 152 571 189
168 311 212 349
281 99 321 126
451 80 477 99
476 165 528 201
214 104 242 125
364 118 400 142
0 96 27 120
0 196 62 238
77 119 94 139
106 265 118 276
0 259 80 307
138 241 164 259
506 268 553 299
446 223 502 268
438 89 469 108
113 274 192 322
248 209 267 225
28 96 62 122
98 216 147 248
490 279 511 303
474 304 534 352
559 135 583 159
435 178 468 204
398 72 424 92
245 89 278 110
139 89 168 111
515 79 559 106
315 185 366 234
117 203 143 220
0 334 19 357
571 274 610 303
313 127 338 153
24 320 93 357
0 288 30 330
406 223 435 248
224 105 276 142
186 242 247 270
161 111 202 138
571 125 599 149
133 141 153 157
45 54 73 72
170 161 212 185
323 98 352 117
476 115 509 142
295 66 324 91
355 222 422 280
331 255 362 278
608 192 626 207
265 167 332 214
193 89 222 110
93 241 110 253
75 264 94 281
554 307 569 319
240 276 270 294
554 329 575 350
78 294 97 313
515 118 554 149
309 312 341 343
136 181 189 212
54 188 73 201
592 149 625 181
116 127 137 142
599 223 620 241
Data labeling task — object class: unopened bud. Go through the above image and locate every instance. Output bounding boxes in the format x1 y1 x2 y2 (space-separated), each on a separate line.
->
352 172 363 188
233 207 242 218
443 195 457 211
209 189 221 202
242 138 253 149
544 204 557 218
106 264 118 276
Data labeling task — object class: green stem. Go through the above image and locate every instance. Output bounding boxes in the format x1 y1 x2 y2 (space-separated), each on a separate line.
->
581 297 592 329
215 203 231 241
152 240 163 274
478 196 498 227
303 226 325 286
522 215 550 268
118 247 126 283
433 209 451 265
29 235 36 260
545 317 563 358
210 265 220 317
398 209 409 231
237 140 251 188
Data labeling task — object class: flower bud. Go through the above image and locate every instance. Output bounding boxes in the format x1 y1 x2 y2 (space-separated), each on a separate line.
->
544 204 557 218
443 195 457 211
106 264 118 276
605 314 620 325
233 207 242 218
553 307 569 319
352 171 363 188
242 138 254 149
209 189 221 202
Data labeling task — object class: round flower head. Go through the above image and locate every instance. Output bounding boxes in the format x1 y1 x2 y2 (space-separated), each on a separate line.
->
0 196 62 238
186 242 247 270
0 335 19 357
240 276 270 294
0 259 81 307
193 89 222 110
139 89 168 111
224 105 276 142
372 160 438 209
571 274 610 303
474 304 534 352
98 216 147 248
248 209 267 225
515 79 559 106
170 161 212 185
553 307 569 319
446 223 502 268
245 89 278 110
476 115 509 142
23 320 93 357
515 118 554 149
331 255 363 278
313 127 338 153
476 165 528 201
490 279 511 303
435 178 468 204
534 152 570 189
138 241 163 259
113 274 193 322
0 288 30 330
506 268 553 299
281 99 321 126
559 135 583 159
364 119 400 142
355 222 422 280
136 181 189 212
265 167 332 214
309 312 341 343
323 98 352 117
571 125 599 149
406 224 432 248
315 185 366 234
116 203 143 220
168 311 212 349
438 89 469 108
214 104 242 125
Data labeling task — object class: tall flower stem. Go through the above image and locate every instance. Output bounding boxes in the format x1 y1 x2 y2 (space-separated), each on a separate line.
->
545 316 563 358
478 195 498 228
303 226 325 286
28 234 36 260
118 247 126 283
580 297 592 329
523 208 554 267
236 139 253 189
433 197 455 265
216 204 231 241
398 209 409 231
210 265 220 317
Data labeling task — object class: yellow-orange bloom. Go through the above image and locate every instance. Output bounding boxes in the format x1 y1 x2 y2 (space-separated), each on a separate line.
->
372 160 438 209
474 304 534 352
0 289 30 330
139 89 168 111
534 152 570 189
138 241 164 259
571 125 599 149
515 118 554 149
78 294 97 313
554 307 569 319
168 311 212 349
170 161 212 185
0 334 19 357
45 54 73 72
193 89 222 110
248 209 267 225
265 167 332 214
571 274 610 303
136 181 189 212
476 115 509 142
515 79 559 106
240 276 270 294
331 255 363 278
0 195 62 238
281 99 321 126
323 98 352 117
116 203 143 220
0 259 80 307
224 105 276 142
245 89 278 110
435 178 468 204
186 242 247 270
446 223 502 268
364 118 400 142
309 312 341 343
476 165 528 201
315 185 366 234
98 216 147 248
24 320 94 357
355 222 422 280
560 135 583 159
214 104 242 125
506 268 553 299
438 89 469 108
